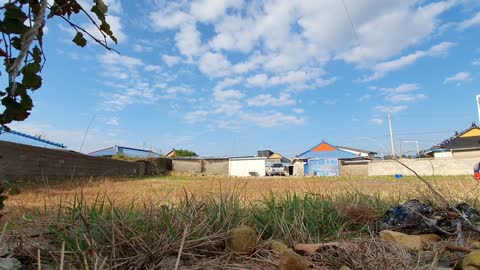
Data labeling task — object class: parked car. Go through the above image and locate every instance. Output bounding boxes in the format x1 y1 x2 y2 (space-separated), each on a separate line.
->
267 163 287 176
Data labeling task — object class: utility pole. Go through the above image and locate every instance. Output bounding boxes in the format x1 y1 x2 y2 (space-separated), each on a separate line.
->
398 138 402 159
388 113 396 158
476 95 480 125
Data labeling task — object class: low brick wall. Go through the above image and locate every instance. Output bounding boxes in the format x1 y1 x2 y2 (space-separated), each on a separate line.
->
368 158 478 176
0 141 144 180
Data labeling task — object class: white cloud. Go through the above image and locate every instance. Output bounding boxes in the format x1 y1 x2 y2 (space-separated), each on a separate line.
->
375 105 408 114
246 74 269 87
162 54 182 67
176 23 204 57
444 72 472 84
361 42 455 81
369 118 384 125
379 83 421 94
190 0 243 22
144 65 162 72
293 108 304 114
185 110 209 123
385 93 426 103
458 12 480 31
473 58 480 66
214 88 244 101
247 92 295 107
198 52 232 77
133 44 153 53
106 117 119 126
240 112 305 128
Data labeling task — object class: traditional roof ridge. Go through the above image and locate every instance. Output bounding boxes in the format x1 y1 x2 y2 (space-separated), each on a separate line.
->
434 122 479 149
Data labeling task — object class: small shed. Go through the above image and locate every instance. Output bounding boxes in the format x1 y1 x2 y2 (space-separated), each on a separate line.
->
229 157 267 177
296 141 356 176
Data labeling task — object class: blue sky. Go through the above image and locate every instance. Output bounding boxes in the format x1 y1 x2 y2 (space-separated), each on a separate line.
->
3 0 480 157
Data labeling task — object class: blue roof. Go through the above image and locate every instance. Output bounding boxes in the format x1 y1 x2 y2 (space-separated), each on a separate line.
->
298 141 356 159
89 145 161 158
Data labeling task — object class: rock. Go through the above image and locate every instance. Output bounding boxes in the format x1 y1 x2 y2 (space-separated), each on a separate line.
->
463 250 480 269
339 266 352 270
270 240 288 254
278 249 310 270
379 230 424 251
0 257 21 270
226 225 257 253
463 266 478 270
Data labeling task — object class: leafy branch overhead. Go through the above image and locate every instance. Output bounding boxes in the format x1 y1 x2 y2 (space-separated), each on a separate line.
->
0 0 118 126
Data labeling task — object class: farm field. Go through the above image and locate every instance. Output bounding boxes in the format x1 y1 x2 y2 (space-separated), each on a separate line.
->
2 175 480 269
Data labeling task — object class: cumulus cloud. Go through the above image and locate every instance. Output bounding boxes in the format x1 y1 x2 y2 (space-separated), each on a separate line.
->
369 118 384 125
162 54 182 67
247 92 295 107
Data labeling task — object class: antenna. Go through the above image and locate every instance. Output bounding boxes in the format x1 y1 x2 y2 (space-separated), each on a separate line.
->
476 95 480 125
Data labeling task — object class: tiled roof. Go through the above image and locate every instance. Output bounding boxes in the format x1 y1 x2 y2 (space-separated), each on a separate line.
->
433 122 480 150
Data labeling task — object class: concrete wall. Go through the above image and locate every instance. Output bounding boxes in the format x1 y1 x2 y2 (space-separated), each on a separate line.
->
172 158 229 175
339 163 368 176
172 159 202 174
0 141 144 180
229 158 266 176
368 158 479 176
453 150 480 158
203 159 228 175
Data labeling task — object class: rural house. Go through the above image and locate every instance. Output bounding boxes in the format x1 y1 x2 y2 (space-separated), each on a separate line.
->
426 123 480 158
293 141 375 176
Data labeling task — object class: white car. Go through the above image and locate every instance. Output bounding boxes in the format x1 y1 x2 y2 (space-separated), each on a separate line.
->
267 163 286 176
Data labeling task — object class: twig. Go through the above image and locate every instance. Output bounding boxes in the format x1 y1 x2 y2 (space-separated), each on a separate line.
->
446 244 473 253
456 220 465 247
60 241 65 270
174 225 189 270
37 249 41 270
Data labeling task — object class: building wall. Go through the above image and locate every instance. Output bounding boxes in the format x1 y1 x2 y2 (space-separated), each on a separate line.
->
172 159 202 173
172 158 229 175
293 160 305 176
452 150 480 158
433 151 453 158
0 141 144 180
339 163 368 176
229 159 266 176
368 158 479 176
203 159 229 175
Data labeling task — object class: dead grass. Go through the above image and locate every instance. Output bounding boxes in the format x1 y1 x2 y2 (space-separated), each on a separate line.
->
1 175 479 269
5 175 479 214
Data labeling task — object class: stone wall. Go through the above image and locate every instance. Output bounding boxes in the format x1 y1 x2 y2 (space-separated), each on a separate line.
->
367 158 478 176
339 163 368 177
0 141 144 180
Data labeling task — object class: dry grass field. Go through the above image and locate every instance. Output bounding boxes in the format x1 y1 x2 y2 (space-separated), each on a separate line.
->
5 174 480 212
2 175 480 269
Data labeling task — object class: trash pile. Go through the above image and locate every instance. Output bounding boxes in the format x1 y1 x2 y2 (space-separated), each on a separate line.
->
376 199 480 235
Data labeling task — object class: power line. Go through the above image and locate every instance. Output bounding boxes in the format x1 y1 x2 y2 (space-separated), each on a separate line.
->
340 0 360 46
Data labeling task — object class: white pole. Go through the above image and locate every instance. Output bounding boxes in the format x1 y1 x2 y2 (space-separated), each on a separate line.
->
476 95 480 125
416 141 420 157
388 113 396 158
